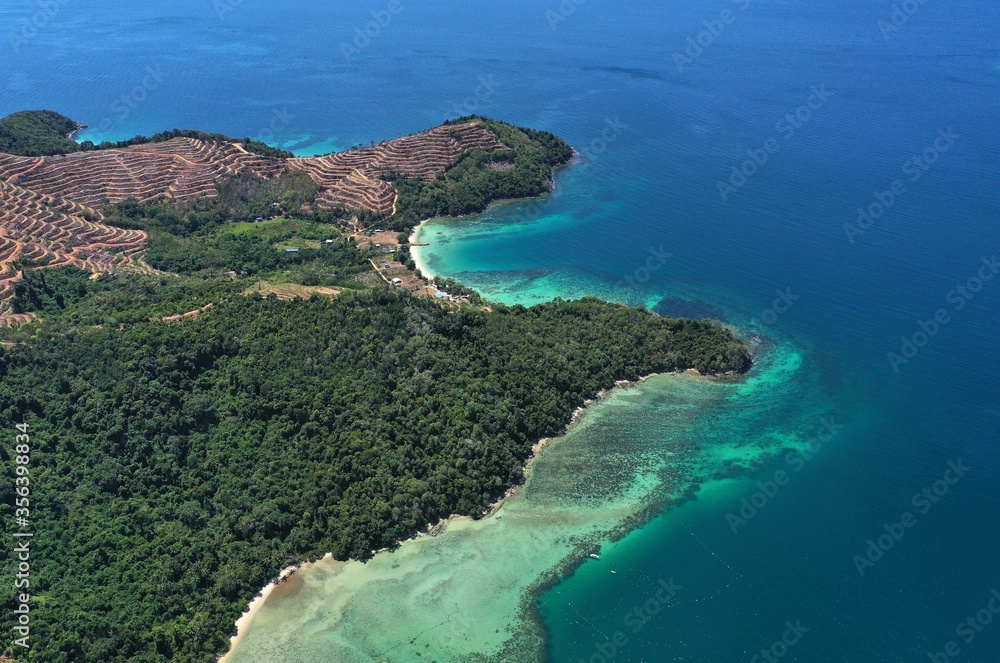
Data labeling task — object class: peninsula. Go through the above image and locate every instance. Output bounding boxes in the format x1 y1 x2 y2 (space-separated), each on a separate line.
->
0 110 750 662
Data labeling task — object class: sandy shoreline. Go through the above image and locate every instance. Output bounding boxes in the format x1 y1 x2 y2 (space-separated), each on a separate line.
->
214 371 715 659
407 222 436 280
214 370 664 661
212 369 731 661
406 155 574 284
217 559 322 662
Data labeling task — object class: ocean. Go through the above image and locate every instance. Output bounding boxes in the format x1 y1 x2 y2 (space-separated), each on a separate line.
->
3 0 998 661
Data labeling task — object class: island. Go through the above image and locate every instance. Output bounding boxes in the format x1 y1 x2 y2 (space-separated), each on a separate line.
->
0 110 751 662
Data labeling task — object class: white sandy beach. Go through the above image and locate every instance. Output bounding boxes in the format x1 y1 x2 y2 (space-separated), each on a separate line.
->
407 221 437 280
217 560 318 662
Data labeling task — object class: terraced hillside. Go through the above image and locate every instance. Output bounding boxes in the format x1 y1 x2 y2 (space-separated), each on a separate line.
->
0 121 507 214
0 180 147 325
290 121 508 213
0 119 510 324
0 138 285 209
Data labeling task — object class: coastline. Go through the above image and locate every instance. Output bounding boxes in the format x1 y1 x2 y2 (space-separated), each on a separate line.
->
215 371 668 661
217 369 736 663
408 222 436 280
213 359 765 663
219 206 739 659
217 152 744 661
407 152 575 283
66 122 88 142
407 197 542 282
217 561 307 662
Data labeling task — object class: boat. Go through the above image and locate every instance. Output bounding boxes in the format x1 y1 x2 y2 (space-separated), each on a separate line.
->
588 553 600 559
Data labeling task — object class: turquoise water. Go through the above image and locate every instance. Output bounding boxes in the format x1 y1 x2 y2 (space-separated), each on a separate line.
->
4 0 998 660
223 341 833 663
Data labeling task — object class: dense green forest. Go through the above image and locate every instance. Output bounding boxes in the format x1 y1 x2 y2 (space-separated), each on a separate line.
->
9 268 248 326
0 110 292 158
385 116 574 231
0 110 82 155
0 289 750 662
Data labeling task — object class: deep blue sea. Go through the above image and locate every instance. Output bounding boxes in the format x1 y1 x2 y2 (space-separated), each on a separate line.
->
3 0 998 660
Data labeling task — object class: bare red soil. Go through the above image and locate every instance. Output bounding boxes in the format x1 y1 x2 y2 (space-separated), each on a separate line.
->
0 121 505 325
290 122 507 214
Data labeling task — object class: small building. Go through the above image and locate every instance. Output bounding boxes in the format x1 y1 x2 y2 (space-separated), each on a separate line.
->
434 292 445 299
325 239 335 244
392 278 403 285
285 248 300 253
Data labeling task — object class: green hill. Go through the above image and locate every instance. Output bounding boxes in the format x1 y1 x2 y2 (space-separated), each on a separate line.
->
0 110 82 156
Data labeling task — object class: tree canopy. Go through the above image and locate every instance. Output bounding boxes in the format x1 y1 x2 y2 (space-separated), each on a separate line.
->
0 288 749 662
0 110 81 156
